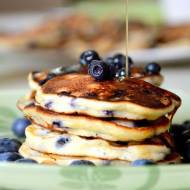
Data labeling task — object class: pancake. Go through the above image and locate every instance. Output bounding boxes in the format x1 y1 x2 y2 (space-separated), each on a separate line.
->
19 143 181 166
35 73 181 120
25 125 171 162
21 103 171 142
17 92 36 111
28 67 163 91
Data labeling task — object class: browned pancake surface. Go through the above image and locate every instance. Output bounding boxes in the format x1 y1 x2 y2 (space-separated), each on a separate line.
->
42 73 181 109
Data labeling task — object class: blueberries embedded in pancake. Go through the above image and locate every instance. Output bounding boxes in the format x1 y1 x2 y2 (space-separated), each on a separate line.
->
103 110 114 117
44 101 53 109
143 89 151 94
70 160 95 166
56 137 70 147
110 90 126 99
58 91 71 96
52 121 63 128
84 92 97 98
80 50 100 66
145 62 161 74
70 98 76 108
88 60 109 81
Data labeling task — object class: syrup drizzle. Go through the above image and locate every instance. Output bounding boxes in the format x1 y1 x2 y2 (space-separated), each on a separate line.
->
126 0 129 77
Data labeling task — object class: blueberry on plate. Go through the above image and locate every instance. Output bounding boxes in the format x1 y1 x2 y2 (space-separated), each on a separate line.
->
145 62 161 74
181 129 190 142
88 60 109 81
70 160 95 166
15 158 37 164
0 152 22 162
182 121 190 131
169 124 184 135
182 140 190 162
12 118 31 138
80 50 100 66
0 138 21 153
131 159 155 166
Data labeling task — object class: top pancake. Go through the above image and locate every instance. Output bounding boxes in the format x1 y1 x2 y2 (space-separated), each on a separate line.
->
41 73 174 107
35 73 181 120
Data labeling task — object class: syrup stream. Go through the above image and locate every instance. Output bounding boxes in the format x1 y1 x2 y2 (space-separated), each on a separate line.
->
126 0 129 77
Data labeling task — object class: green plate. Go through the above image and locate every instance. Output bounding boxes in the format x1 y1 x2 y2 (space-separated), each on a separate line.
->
0 89 189 190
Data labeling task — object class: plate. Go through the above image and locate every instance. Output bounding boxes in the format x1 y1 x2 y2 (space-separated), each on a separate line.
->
0 89 189 190
129 46 190 65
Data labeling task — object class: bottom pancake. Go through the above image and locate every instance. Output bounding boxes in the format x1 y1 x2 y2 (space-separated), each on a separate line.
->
25 124 172 162
19 143 181 166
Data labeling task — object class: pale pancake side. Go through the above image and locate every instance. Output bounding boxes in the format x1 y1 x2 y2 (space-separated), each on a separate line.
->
25 125 171 162
20 143 181 166
22 104 171 142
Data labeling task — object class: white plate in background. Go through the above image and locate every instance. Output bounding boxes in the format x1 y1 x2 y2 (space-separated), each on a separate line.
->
129 46 190 65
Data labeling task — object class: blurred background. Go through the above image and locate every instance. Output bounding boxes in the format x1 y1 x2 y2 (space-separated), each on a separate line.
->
0 0 189 94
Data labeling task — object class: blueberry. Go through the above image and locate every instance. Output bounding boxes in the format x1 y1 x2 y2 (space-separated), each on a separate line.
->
145 62 161 74
15 158 37 164
0 152 22 162
115 68 126 80
88 60 109 81
12 118 31 138
70 160 95 166
169 124 184 135
184 120 190 126
0 138 21 153
80 50 100 66
128 56 134 76
183 121 190 131
181 129 190 142
131 159 155 166
128 56 134 65
112 54 126 70
56 137 70 148
182 140 190 162
106 54 126 71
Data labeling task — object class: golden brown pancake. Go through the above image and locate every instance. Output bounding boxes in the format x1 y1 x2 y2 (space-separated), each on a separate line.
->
25 124 174 162
20 103 171 142
35 73 181 120
19 143 181 166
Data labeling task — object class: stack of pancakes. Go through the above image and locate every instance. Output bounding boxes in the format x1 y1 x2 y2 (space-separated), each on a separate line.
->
17 71 181 166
